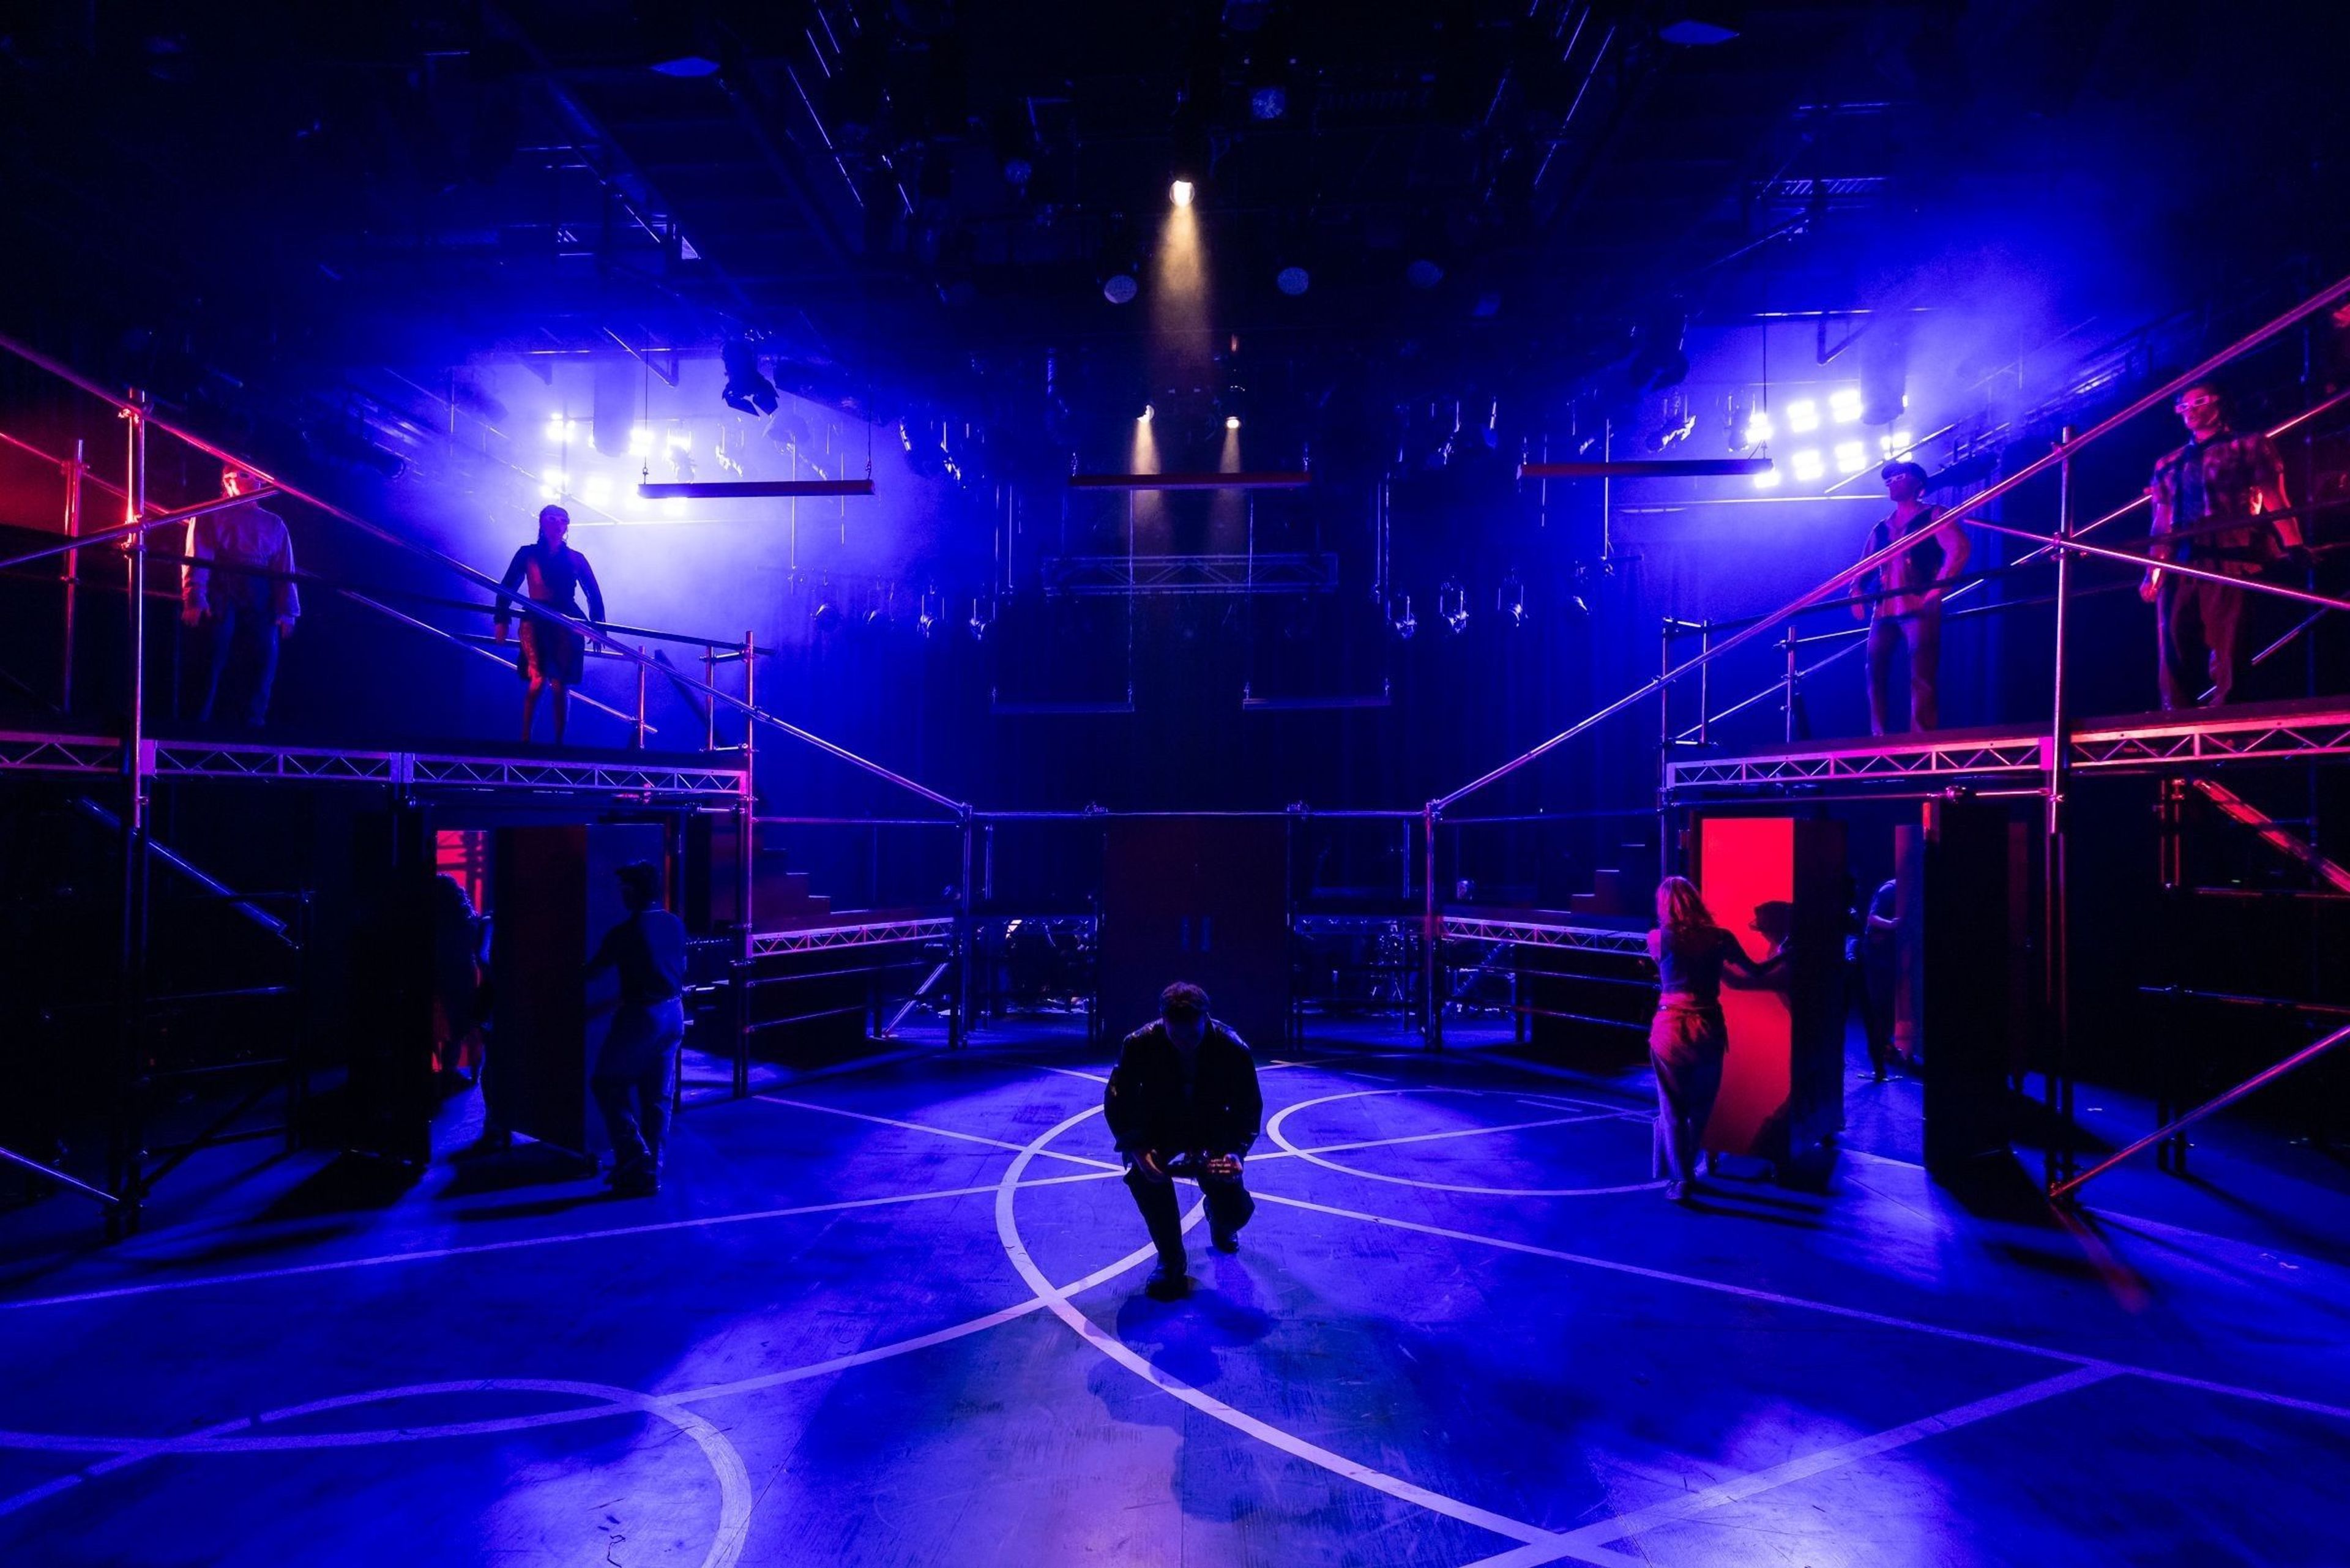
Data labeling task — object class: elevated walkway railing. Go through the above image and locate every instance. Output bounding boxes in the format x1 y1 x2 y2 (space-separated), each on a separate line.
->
1422 265 2350 1203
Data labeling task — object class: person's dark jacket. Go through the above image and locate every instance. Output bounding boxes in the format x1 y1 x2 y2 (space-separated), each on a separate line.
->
1103 1018 1263 1158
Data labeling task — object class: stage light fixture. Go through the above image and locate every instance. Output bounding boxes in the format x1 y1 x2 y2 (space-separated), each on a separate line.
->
541 466 567 492
583 475 613 504
969 597 996 641
1170 178 1195 208
812 588 840 631
1791 448 1826 481
1405 258 1444 290
1829 388 1863 424
1275 266 1309 296
667 431 693 452
1753 463 1781 490
1833 440 1867 474
663 498 686 517
721 339 780 417
1388 594 1417 641
1439 579 1469 635
1139 403 1154 422
1879 429 1914 457
918 586 942 639
1786 400 1821 434
1743 410 1773 446
1498 572 1528 629
628 425 654 457
1225 414 1241 430
1103 272 1139 305
543 415 567 442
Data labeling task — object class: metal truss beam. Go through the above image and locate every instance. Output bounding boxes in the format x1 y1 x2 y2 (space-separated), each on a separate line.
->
1042 554 1338 596
0 730 748 801
1438 914 1649 956
750 916 956 957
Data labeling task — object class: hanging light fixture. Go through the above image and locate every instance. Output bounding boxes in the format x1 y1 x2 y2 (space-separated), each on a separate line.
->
1387 593 1417 641
1497 570 1528 629
1439 578 1470 635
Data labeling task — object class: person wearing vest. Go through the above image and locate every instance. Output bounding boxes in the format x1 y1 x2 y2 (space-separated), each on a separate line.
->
182 464 299 727
2141 381 2298 709
1103 981 1264 1299
1850 460 1969 735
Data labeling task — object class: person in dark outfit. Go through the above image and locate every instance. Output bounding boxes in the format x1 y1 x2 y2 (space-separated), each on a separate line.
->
182 464 299 727
1850 460 1968 735
1644 877 1782 1203
2141 381 2299 709
493 504 606 745
587 861 687 1197
1859 877 1900 1081
1103 982 1264 1298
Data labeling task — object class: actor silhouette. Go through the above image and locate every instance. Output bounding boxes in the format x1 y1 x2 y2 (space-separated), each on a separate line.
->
1105 981 1263 1298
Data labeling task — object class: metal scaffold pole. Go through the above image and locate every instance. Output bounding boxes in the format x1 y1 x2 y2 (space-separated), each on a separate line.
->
111 392 152 1236
954 810 976 1048
2045 428 2079 1196
1422 804 1441 1048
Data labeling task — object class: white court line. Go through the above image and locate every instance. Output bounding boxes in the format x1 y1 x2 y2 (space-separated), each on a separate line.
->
753 1094 1124 1171
1266 1090 1662 1197
0 1086 1572 1314
993 1103 1622 1565
1252 1111 1616 1162
0 1375 758 1568
0 1170 1123 1313
1246 1189 2350 1425
1457 1364 2123 1568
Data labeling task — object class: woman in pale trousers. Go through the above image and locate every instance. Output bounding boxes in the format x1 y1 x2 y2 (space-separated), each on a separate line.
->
1644 876 1779 1203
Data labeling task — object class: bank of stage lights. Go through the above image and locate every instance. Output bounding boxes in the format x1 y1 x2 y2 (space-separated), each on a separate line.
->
543 419 692 516
1744 387 1912 490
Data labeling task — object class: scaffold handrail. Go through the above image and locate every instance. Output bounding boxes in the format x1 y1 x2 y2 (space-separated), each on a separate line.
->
1665 380 2350 745
0 329 966 817
1431 264 2350 813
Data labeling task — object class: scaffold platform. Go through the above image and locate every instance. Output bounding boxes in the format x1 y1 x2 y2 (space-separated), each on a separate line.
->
1663 695 2350 798
0 727 751 802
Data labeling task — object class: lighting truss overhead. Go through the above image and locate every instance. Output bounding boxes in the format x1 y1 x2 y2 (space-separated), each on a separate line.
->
1829 388 1863 424
1833 441 1868 474
1170 179 1196 208
1786 400 1821 434
1791 449 1826 481
1753 463 1782 490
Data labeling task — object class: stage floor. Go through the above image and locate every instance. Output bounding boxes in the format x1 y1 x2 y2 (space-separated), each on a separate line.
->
3 1029 2347 1566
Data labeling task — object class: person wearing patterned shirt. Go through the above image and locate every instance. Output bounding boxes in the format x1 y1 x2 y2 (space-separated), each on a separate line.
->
182 464 299 727
2141 381 2299 709
493 504 605 745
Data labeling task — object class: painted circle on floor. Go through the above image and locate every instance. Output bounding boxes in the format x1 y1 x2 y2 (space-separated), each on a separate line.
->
1266 1086 1664 1197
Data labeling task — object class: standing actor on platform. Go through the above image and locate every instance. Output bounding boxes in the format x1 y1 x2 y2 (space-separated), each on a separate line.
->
494 504 605 745
1105 982 1263 1299
587 861 687 1198
182 464 299 726
1646 878 1781 1204
1851 460 1968 734
2142 381 2299 708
